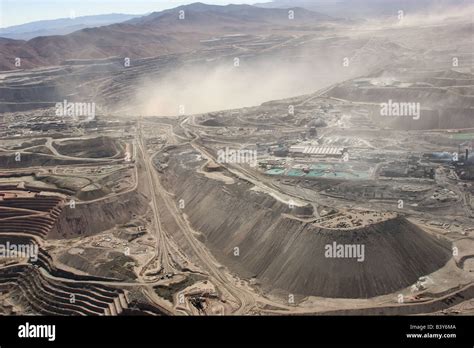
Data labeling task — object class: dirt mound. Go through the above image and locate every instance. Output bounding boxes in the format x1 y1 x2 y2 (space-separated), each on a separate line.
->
162 147 452 299
53 136 121 158
49 190 148 239
0 153 91 168
200 118 224 127
58 249 136 281
325 75 474 130
76 184 111 201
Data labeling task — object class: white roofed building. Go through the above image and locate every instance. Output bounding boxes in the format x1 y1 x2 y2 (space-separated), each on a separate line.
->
289 146 346 158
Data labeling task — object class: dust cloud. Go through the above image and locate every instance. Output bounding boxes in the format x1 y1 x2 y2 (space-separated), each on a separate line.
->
131 56 354 116
128 2 472 117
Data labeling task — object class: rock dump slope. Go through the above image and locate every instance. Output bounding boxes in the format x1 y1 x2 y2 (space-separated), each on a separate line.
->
162 148 452 298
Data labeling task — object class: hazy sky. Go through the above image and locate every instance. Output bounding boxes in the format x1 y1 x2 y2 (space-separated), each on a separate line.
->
0 0 261 28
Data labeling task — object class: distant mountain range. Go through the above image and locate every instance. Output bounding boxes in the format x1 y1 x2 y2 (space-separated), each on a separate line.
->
0 3 332 71
0 14 142 40
256 0 473 18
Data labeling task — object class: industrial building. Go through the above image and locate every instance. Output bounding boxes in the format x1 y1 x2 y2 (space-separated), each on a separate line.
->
289 146 347 158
